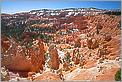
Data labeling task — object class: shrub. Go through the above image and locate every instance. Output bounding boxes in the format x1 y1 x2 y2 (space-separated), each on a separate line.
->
104 11 121 16
115 68 121 81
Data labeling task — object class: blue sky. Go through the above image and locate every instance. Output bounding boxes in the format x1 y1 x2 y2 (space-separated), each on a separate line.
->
1 0 121 14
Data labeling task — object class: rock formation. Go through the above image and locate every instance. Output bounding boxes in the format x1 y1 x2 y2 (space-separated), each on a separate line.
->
48 45 60 70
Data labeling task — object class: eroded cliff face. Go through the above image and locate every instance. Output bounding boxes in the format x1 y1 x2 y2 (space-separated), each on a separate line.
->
1 36 46 73
1 13 121 81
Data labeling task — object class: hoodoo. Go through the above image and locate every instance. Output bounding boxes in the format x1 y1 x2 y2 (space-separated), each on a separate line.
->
1 5 121 81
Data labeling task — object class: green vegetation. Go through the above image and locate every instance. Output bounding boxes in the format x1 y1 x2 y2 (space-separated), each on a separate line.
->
65 53 71 63
115 68 121 81
32 33 52 43
1 20 25 42
2 21 52 43
104 11 121 16
25 33 52 48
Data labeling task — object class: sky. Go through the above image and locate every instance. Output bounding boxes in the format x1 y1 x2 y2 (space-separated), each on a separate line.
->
1 0 121 14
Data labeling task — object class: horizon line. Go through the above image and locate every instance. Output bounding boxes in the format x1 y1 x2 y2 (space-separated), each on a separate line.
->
1 7 121 14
